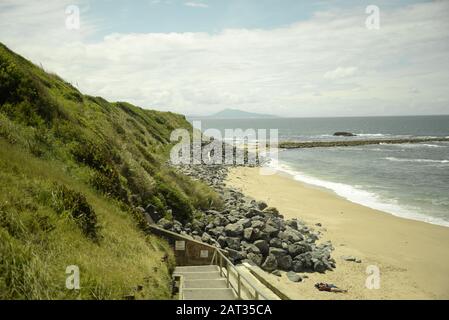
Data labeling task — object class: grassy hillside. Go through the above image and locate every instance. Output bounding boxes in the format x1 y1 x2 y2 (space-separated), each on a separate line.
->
0 43 222 299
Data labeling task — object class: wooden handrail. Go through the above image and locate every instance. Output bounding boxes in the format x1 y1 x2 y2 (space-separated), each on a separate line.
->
213 248 269 300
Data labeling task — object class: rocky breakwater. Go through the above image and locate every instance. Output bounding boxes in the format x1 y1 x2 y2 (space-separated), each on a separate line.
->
157 164 336 278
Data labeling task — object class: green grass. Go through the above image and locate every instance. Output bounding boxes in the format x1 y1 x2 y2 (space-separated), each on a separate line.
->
0 42 222 299
0 140 175 299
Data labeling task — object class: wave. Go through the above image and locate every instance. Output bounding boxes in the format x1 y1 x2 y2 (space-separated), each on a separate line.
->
356 133 390 137
384 157 449 164
382 143 445 149
420 144 445 148
265 160 449 228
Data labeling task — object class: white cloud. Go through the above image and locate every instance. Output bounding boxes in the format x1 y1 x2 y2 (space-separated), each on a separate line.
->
1 1 448 117
324 67 358 80
184 2 208 8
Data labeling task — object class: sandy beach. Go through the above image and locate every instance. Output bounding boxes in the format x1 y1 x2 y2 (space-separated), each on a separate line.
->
227 167 449 300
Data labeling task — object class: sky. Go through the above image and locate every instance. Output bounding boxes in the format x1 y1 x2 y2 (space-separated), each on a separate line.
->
0 0 448 117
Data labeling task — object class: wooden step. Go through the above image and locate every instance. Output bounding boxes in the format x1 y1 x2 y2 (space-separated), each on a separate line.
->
183 279 228 289
182 288 236 300
174 265 219 273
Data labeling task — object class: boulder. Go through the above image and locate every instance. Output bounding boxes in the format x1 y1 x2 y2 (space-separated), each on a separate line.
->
206 209 222 215
213 215 229 227
334 131 356 137
191 220 205 233
251 220 265 229
245 244 261 254
269 247 288 258
217 236 227 248
269 238 283 248
227 249 246 263
256 201 268 211
157 218 172 230
145 204 162 222
209 226 224 238
279 227 303 243
228 216 239 223
271 270 282 277
262 224 279 237
243 227 256 242
247 252 263 266
254 240 269 255
225 237 241 250
238 218 252 228
286 271 302 283
341 255 362 263
288 242 311 257
292 260 305 273
263 207 280 216
285 219 298 230
277 255 293 270
261 254 278 272
245 208 263 218
224 223 244 237
201 232 212 243
313 260 327 273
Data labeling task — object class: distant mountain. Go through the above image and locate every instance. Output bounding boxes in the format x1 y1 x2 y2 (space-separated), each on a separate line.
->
195 108 278 119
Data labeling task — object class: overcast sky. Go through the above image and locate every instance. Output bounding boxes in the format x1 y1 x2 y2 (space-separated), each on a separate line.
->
1 0 448 117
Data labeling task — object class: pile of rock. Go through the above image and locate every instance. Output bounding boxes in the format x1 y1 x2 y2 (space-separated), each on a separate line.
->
157 164 336 275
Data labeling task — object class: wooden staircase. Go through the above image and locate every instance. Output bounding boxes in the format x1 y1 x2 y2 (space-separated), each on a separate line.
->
174 265 237 300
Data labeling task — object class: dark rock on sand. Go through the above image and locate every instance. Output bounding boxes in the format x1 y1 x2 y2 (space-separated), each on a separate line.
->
286 271 302 283
271 270 282 277
341 255 362 263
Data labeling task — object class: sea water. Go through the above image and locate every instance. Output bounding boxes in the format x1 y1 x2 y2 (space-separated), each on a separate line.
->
193 115 449 227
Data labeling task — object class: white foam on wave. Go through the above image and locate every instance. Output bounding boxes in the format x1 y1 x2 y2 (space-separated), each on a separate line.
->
264 159 449 228
384 143 445 149
384 157 449 164
420 144 444 148
356 133 390 137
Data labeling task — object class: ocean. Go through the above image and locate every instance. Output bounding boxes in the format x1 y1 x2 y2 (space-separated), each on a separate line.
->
191 115 449 227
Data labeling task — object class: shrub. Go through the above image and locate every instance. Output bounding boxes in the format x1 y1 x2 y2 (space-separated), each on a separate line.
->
63 90 83 103
51 183 99 240
156 182 193 223
0 54 63 125
71 142 111 172
90 169 128 203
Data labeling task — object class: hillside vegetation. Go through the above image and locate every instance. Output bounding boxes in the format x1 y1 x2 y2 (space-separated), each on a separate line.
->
0 43 222 299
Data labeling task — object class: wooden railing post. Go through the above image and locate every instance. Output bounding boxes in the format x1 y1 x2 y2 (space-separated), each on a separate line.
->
219 253 223 276
226 262 230 288
237 273 241 299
